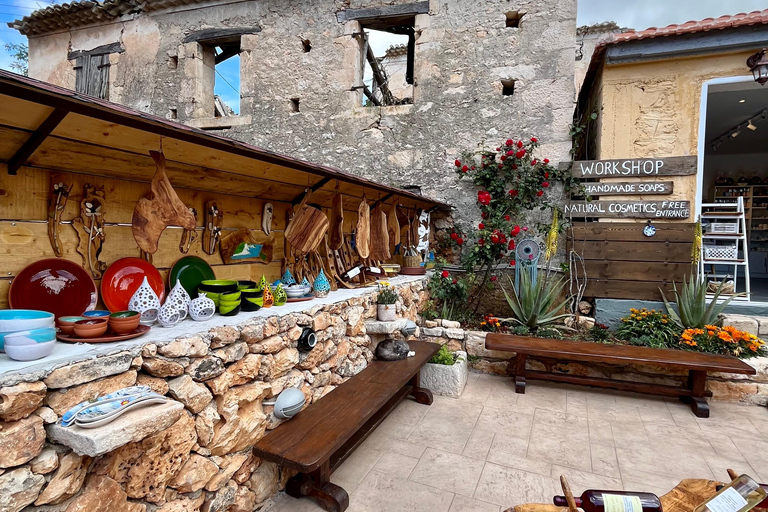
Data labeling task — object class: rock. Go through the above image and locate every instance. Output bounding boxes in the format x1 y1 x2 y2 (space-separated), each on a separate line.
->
756 317 768 336
210 326 240 348
168 375 213 414
346 306 365 336
131 355 143 369
35 452 90 505
44 352 134 389
248 335 288 354
424 320 438 328
0 467 45 512
168 453 219 493
445 327 465 340
203 480 237 512
442 320 461 329
229 486 258 512
578 300 592 315
707 380 759 401
421 327 444 337
212 342 248 364
0 381 46 422
94 413 196 503
470 358 509 375
337 355 367 377
262 348 299 381
313 312 332 331
159 336 209 358
720 314 759 336
296 342 325 370
286 326 303 342
278 315 297 332
34 406 57 424
142 344 157 358
46 371 138 416
142 357 185 378
240 323 264 344
64 475 145 512
365 318 407 334
30 447 59 474
311 385 334 402
136 374 169 395
262 317 279 337
268 369 304 397
205 452 248 492
232 452 260 484
244 461 278 503
156 493 206 512
185 357 226 382
207 354 262 395
465 331 514 359
196 401 221 447
445 339 463 352
209 382 270 456
47 401 185 457
0 415 45 468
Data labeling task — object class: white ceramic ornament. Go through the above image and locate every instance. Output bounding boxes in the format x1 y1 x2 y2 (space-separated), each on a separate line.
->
189 292 216 322
165 279 191 321
157 306 181 328
128 276 161 325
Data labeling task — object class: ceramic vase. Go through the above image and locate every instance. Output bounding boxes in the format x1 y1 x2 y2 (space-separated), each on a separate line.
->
313 269 331 298
165 279 191 321
281 269 296 286
262 286 274 308
377 304 397 322
300 277 312 290
189 293 216 321
128 276 161 325
256 274 268 292
273 283 287 306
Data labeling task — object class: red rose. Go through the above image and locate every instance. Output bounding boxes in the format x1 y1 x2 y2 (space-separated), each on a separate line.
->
471 166 476 170
522 226 529 231
508 189 518 197
506 150 514 156
491 235 500 244
478 222 485 230
511 164 518 170
500 155 507 161
441 270 450 278
452 278 457 284
544 158 550 164
530 137 537 142
496 147 501 151
478 239 485 246
544 172 549 178
511 225 521 236
504 215 511 221
515 149 526 158
450 232 458 240
500 234 507 243
498 164 503 169
462 165 469 172
510 260 516 267
455 160 461 167
481 211 488 219
532 159 538 165
508 240 516 250
542 181 550 188
456 238 464 245
490 276 498 282
477 191 491 205
537 190 544 196
517 140 524 148
506 139 514 146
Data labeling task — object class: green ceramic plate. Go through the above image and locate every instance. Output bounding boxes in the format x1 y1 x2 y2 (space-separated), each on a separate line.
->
169 256 216 299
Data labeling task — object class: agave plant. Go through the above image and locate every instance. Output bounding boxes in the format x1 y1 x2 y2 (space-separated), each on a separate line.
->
502 271 571 330
660 274 743 329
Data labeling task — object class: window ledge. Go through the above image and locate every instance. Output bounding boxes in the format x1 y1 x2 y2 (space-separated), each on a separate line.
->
185 115 251 130
354 104 415 116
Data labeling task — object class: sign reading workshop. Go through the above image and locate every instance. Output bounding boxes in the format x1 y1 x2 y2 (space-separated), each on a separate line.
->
569 156 696 219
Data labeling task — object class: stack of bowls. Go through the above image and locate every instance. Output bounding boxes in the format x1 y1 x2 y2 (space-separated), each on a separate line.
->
109 311 141 335
57 316 87 335
4 327 57 361
0 310 56 356
219 290 241 316
240 289 263 311
198 280 238 309
238 280 257 291
82 310 111 319
73 318 109 338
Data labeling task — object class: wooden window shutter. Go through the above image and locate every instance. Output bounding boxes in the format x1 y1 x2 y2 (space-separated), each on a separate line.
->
74 53 110 99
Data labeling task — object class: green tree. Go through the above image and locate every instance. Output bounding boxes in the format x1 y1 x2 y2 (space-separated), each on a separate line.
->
4 43 28 76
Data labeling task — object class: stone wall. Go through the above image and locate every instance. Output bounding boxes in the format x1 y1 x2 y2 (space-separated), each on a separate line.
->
0 279 427 512
422 323 768 406
25 0 577 224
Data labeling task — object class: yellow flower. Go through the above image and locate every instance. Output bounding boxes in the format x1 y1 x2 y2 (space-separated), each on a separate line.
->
661 319 668 324
480 321 487 326
630 308 638 313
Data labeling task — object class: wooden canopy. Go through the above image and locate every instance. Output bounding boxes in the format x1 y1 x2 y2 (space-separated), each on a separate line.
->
0 70 451 214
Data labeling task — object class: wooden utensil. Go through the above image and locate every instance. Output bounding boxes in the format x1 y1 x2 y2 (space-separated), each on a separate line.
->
203 201 222 255
330 192 344 250
132 151 196 254
285 190 329 253
387 199 400 255
356 195 370 259
369 203 390 261
47 178 69 257
73 184 107 279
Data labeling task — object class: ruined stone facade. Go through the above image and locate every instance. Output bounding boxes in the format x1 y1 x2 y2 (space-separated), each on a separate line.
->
18 0 576 223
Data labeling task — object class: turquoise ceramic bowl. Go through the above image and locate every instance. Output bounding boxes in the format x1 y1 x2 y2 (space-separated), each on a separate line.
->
0 310 55 333
82 310 111 318
3 327 57 347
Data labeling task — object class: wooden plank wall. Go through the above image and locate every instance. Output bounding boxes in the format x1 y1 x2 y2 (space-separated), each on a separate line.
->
0 164 360 309
567 222 695 301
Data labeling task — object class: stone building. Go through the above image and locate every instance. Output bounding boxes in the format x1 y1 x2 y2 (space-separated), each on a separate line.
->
10 0 577 222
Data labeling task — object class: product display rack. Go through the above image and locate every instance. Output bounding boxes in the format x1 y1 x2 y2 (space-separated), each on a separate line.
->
700 195 750 300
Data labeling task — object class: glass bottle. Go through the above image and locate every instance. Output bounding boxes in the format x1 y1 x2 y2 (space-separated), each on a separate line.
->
553 491 661 512
695 474 767 512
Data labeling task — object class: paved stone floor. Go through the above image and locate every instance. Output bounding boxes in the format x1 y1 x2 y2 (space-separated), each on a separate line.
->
269 371 768 512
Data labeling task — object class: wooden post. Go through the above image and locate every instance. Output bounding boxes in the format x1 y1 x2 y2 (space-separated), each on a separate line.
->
684 370 709 418
514 354 527 394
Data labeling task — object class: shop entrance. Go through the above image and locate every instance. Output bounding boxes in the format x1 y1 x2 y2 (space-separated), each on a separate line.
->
699 78 768 301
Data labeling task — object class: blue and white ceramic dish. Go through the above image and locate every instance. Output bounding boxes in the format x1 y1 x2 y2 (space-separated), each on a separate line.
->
0 310 55 333
82 310 112 318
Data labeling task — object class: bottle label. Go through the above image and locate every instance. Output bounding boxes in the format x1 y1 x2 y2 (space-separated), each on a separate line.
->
346 267 360 279
602 494 642 512
705 487 748 512
369 267 382 274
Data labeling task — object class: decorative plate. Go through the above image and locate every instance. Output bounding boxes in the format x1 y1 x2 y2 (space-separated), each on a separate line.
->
169 256 216 298
10 259 98 318
56 325 150 343
643 224 657 237
101 258 165 313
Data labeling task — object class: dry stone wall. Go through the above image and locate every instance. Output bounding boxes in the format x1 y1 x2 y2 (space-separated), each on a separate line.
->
0 279 427 512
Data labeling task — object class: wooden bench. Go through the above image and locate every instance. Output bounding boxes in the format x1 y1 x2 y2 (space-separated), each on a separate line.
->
485 334 757 418
253 340 440 512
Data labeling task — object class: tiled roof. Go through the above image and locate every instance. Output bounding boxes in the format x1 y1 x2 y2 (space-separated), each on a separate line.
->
610 9 768 43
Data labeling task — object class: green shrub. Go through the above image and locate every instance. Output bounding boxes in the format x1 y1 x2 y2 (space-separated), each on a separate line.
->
512 325 531 336
589 323 610 343
628 335 671 350
537 327 564 339
430 345 463 366
616 308 681 348
660 274 742 328
502 271 570 331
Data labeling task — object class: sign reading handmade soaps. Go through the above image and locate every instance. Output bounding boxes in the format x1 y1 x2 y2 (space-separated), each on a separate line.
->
565 200 690 219
582 181 673 196
571 156 696 178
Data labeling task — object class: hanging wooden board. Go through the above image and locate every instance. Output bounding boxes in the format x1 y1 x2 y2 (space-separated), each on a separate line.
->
72 184 107 279
356 196 370 259
219 228 274 264
388 201 400 254
570 156 697 178
285 190 329 254
330 193 344 250
564 200 691 219
47 177 69 257
369 203 390 261
582 181 674 196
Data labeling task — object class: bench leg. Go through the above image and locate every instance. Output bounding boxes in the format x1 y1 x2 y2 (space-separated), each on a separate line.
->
514 354 527 394
286 461 349 512
680 370 710 419
409 370 434 405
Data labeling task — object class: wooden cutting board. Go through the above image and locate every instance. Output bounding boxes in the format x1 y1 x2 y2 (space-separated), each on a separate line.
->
285 190 329 254
356 196 370 259
369 203 390 261
387 200 400 254
330 192 344 250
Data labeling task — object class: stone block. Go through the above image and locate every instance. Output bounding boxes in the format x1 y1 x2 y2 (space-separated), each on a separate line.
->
136 374 170 395
365 318 408 334
420 351 468 398
210 326 240 348
0 467 45 512
205 452 248 492
424 320 438 328
212 342 248 364
707 380 759 401
44 352 133 389
0 381 46 422
209 383 270 456
47 400 184 457
445 327 465 340
34 452 90 505
262 348 299 381
0 415 45 468
206 354 262 395
34 406 57 424
46 370 137 416
465 331 514 360
185 356 226 381
441 320 461 329
421 327 444 337
156 494 206 512
159 336 209 358
30 447 59 474
63 474 145 512
757 317 768 336
142 357 185 378
720 314 759 335
249 335 289 354
168 375 213 413
168 453 218 493
244 461 278 503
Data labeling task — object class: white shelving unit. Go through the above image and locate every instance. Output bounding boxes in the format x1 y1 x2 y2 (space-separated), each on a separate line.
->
699 196 750 300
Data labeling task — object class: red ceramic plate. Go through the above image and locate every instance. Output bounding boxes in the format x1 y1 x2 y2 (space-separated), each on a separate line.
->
9 259 98 318
101 258 165 313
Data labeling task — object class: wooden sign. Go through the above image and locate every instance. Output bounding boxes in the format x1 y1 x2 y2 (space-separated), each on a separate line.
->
565 200 690 219
583 181 673 196
571 156 696 178
219 228 274 264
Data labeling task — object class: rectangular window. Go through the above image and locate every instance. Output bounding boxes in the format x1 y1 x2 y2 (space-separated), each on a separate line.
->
210 42 241 116
356 18 415 106
74 54 110 99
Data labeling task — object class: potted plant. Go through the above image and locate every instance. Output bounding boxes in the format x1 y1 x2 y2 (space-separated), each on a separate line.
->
420 345 468 398
376 283 398 322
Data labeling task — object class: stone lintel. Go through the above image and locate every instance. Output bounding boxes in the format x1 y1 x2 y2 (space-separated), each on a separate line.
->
364 318 408 334
336 1 429 23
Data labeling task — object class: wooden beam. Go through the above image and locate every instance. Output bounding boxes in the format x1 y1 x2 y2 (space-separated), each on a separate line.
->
366 44 395 105
336 2 429 22
68 42 125 61
7 108 68 175
182 27 261 45
292 177 332 205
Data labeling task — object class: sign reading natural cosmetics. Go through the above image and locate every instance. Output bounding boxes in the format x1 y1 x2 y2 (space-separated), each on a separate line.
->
565 200 690 219
571 156 696 178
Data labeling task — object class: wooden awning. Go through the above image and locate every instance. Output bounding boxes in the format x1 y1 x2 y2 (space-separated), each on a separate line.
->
0 70 451 213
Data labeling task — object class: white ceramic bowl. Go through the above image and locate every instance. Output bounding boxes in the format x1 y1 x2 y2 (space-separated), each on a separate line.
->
4 328 57 347
5 340 56 361
0 310 55 333
286 285 311 298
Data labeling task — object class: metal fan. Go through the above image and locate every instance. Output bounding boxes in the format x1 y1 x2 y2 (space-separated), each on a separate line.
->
515 238 541 293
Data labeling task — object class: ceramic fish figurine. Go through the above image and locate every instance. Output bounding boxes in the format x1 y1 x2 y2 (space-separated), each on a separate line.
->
375 338 411 361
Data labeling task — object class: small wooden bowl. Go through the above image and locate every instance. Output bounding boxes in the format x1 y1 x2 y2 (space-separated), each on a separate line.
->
73 318 109 338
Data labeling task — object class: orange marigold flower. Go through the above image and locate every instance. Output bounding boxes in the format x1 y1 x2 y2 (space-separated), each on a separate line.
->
705 325 718 330
718 331 734 343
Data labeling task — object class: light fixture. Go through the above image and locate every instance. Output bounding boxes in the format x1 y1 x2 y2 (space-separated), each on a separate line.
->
749 119 758 131
740 99 747 103
732 128 741 138
747 48 768 85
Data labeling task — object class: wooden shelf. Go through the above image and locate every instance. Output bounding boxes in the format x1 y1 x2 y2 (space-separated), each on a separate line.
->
702 259 746 264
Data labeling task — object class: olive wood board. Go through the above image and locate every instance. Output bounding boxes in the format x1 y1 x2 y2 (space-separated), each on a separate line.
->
57 325 151 343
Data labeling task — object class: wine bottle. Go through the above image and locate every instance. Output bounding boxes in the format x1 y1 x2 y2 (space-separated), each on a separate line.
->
695 474 767 512
340 264 364 281
553 491 662 512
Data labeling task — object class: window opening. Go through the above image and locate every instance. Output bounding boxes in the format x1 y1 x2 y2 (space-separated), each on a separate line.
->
501 79 515 96
505 11 523 28
169 55 178 69
302 38 312 53
355 17 415 107
290 98 300 112
212 44 240 115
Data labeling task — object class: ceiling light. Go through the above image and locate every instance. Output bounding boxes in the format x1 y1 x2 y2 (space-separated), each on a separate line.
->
749 119 758 131
740 99 747 103
732 129 741 138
